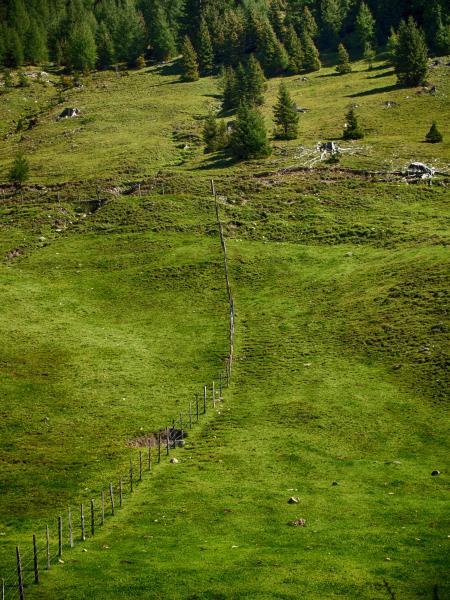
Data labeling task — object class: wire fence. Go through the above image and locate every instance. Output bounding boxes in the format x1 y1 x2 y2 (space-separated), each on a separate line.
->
1 179 234 600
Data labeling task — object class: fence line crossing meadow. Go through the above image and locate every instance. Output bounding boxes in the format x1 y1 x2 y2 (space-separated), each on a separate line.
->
1 179 235 599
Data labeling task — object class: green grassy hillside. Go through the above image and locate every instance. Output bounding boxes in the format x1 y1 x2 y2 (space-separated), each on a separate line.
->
0 58 449 183
0 56 449 599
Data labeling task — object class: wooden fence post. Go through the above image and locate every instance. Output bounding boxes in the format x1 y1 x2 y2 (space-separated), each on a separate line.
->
58 516 62 558
80 504 85 541
68 508 73 548
139 451 143 482
101 491 105 525
45 525 50 569
203 385 207 414
33 534 39 584
109 482 115 516
158 434 161 463
90 500 95 536
119 479 123 509
16 546 24 600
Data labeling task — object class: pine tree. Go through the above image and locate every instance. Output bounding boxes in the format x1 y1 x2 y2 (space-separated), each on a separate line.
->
198 17 214 75
235 63 247 102
230 103 271 160
273 82 299 140
268 0 285 40
96 22 115 69
386 28 398 66
284 24 303 74
343 109 364 140
394 17 428 86
26 19 48 65
336 43 352 74
424 2 450 56
300 6 318 40
320 0 342 48
222 66 239 111
149 4 177 61
5 28 24 67
203 111 219 152
114 0 146 66
302 32 321 72
355 2 375 56
68 22 97 72
203 112 229 152
425 122 443 143
363 42 376 70
8 152 29 187
257 19 288 75
181 36 199 82
244 54 266 106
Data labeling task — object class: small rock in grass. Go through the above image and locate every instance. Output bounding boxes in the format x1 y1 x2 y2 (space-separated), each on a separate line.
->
332 481 339 486
288 497 300 504
58 559 64 564
393 460 402 465
170 457 179 464
82 548 87 552
344 252 353 257
431 470 441 476
289 518 306 527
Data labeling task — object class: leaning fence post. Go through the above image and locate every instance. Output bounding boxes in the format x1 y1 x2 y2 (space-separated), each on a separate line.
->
33 534 39 584
58 516 63 558
16 546 24 600
90 500 95 536
203 385 207 414
109 483 115 516
139 451 143 482
80 504 85 541
45 525 50 570
68 508 73 548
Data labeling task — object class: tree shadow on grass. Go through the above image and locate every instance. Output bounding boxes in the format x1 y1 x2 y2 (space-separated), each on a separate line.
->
368 70 395 79
348 83 400 97
317 72 341 78
192 152 235 171
152 61 183 77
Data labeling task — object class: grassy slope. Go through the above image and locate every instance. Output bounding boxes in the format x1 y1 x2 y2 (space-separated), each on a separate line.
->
0 193 228 571
22 193 449 600
0 57 449 599
0 58 449 183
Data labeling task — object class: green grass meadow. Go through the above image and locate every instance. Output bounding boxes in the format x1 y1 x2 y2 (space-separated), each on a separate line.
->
0 55 449 599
